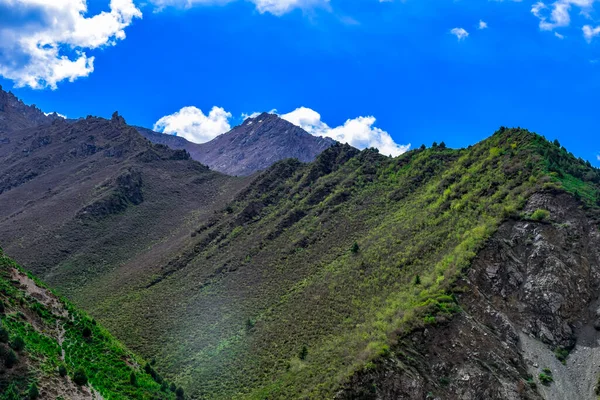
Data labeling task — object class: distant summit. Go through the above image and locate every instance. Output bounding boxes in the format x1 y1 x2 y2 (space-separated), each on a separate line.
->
138 113 335 176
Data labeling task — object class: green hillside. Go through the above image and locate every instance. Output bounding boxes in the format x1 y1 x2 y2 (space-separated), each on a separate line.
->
0 250 183 399
86 128 600 398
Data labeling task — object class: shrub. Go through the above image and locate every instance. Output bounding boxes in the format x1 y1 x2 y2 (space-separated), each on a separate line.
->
28 383 39 399
82 326 92 338
0 325 8 343
414 275 421 285
2 383 19 400
176 387 185 399
299 345 308 360
245 318 255 332
10 336 25 352
0 300 5 314
170 383 177 392
130 372 137 386
73 368 88 386
58 364 67 377
530 209 550 221
4 348 17 368
539 372 553 385
350 242 360 254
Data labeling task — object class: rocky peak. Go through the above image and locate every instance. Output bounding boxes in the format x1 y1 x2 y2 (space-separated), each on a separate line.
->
0 85 58 133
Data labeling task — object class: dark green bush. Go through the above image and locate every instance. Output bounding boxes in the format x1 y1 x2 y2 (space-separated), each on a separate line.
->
10 336 25 352
350 242 360 254
130 372 137 386
73 368 88 386
4 348 17 368
299 345 308 360
539 372 553 385
82 326 92 338
58 364 67 377
176 387 185 399
28 383 39 399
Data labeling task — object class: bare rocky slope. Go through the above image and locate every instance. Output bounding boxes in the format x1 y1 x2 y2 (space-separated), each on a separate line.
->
138 112 335 176
339 192 600 399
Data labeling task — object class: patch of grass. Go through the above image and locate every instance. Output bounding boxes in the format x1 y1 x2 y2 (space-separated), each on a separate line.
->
0 251 177 399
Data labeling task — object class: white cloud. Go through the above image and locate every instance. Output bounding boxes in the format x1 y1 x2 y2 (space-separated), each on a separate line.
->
280 107 410 157
44 111 67 119
583 25 600 42
148 0 329 15
450 27 469 41
555 31 565 38
242 112 262 120
478 20 488 29
0 0 141 89
154 106 232 143
531 0 597 34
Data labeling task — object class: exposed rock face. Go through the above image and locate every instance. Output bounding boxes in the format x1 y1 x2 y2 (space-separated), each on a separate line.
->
138 113 336 176
340 192 600 400
0 85 60 134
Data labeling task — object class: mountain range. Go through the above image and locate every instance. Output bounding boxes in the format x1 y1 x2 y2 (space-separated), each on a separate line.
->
137 112 335 176
1 87 600 400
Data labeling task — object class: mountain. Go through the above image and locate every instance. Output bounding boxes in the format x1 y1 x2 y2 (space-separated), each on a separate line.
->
0 250 182 398
0 105 249 310
49 128 598 399
2 87 600 399
0 85 60 134
138 112 336 176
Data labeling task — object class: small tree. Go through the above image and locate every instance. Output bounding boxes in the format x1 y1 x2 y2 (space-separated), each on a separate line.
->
130 372 137 387
4 349 17 368
73 368 88 386
299 345 308 361
58 364 68 377
11 336 25 352
553 139 561 147
28 383 40 399
420 144 426 150
439 142 446 149
176 387 185 399
0 325 8 343
350 242 360 254
414 275 421 285
170 383 177 392
82 326 92 338
0 300 5 314
245 318 255 332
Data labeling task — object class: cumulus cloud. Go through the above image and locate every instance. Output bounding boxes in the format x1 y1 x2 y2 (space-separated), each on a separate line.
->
280 107 410 157
583 25 600 42
478 20 488 29
154 106 232 143
148 0 329 15
0 0 141 89
450 27 469 41
531 0 598 39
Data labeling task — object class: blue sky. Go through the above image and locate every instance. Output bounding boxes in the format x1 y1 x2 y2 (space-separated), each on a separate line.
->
1 0 599 163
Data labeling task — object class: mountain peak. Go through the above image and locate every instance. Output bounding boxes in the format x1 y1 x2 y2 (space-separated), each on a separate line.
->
139 112 336 176
0 86 55 133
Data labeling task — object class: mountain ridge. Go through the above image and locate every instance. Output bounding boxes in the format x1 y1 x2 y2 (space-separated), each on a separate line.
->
138 112 336 176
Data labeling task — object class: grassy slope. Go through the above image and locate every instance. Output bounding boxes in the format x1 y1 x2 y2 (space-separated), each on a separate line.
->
0 250 181 399
86 128 599 399
6 126 596 399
